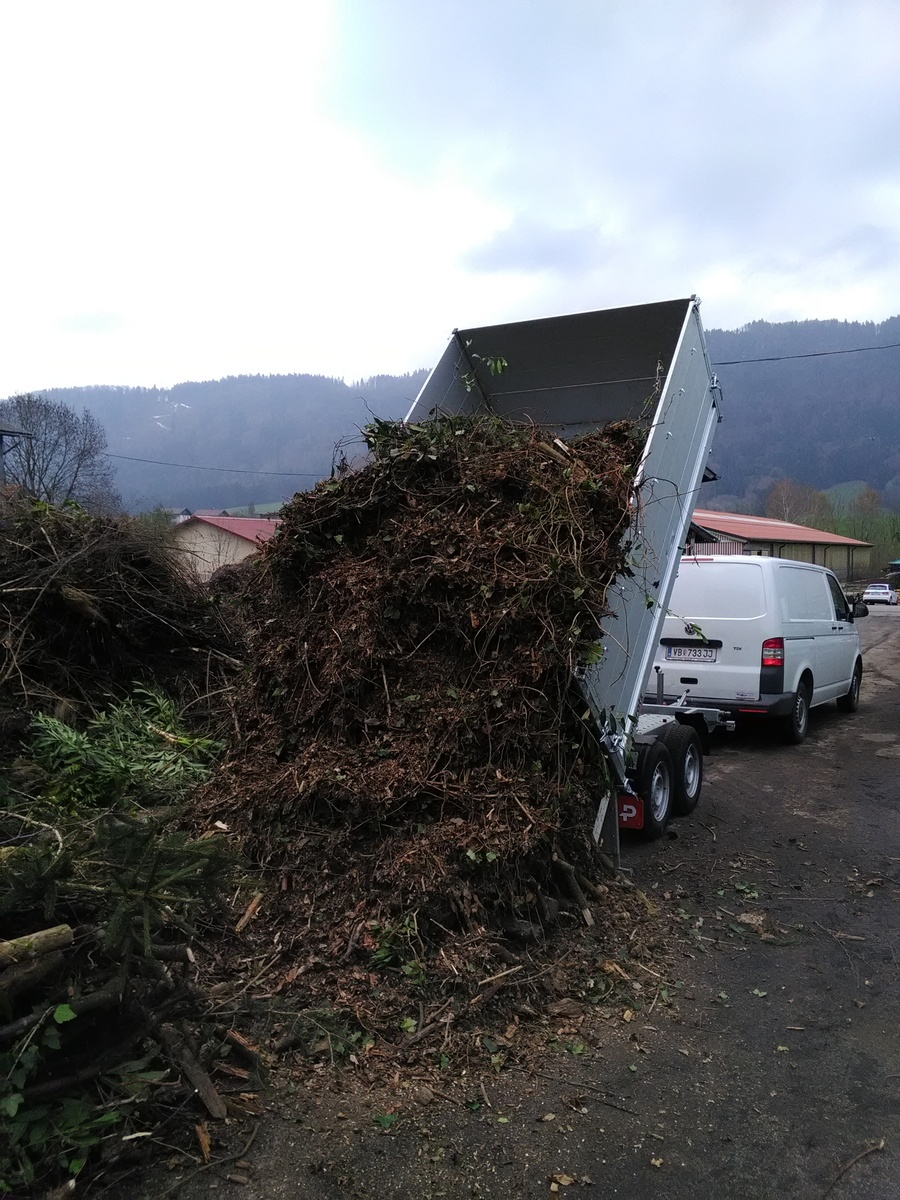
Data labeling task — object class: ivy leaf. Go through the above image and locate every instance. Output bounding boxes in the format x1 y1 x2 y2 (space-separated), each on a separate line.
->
54 1003 77 1024
0 1093 23 1118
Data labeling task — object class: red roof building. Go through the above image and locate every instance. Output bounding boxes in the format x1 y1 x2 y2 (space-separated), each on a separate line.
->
688 509 871 579
172 514 280 580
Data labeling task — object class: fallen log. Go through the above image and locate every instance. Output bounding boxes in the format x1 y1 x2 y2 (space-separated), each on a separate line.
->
0 924 74 970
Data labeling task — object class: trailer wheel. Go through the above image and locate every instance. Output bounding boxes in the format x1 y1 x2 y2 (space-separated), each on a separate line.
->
661 723 703 816
635 741 673 840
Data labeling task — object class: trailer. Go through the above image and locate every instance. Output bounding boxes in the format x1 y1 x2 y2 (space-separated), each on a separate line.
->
405 296 727 863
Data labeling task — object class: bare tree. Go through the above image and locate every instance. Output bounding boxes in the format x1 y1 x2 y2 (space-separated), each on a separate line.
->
846 487 883 542
0 393 121 513
764 479 835 530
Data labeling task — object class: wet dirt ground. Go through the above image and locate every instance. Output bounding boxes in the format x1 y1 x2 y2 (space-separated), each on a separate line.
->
127 606 900 1200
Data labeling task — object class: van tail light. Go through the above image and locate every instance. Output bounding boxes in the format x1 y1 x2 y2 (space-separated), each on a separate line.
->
761 637 784 668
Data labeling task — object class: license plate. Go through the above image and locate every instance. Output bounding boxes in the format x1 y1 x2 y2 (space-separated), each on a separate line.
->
665 645 717 662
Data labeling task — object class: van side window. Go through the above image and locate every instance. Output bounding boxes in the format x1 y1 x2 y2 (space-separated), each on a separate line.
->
779 566 832 620
826 575 850 621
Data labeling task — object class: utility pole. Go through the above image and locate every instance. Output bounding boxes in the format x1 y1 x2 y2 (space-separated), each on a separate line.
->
0 423 33 488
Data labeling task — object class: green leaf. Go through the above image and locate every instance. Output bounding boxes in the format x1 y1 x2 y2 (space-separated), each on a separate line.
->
41 1025 61 1050
53 1003 77 1024
399 1016 417 1033
0 1093 23 1118
373 1113 398 1129
93 1111 121 1126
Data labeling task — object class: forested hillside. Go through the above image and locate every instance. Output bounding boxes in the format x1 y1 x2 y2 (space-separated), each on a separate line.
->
26 314 900 514
705 317 900 511
42 372 428 512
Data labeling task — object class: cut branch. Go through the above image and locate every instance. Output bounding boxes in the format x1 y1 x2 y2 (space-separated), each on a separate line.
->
0 924 74 970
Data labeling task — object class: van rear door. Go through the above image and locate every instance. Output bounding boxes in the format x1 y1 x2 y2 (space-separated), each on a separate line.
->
655 558 768 703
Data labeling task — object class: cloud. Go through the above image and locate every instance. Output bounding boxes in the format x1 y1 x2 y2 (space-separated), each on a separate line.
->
57 313 123 334
2 0 900 394
324 0 900 330
462 219 606 275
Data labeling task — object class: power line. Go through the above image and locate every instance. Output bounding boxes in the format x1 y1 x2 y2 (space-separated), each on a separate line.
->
104 337 900 477
106 451 324 477
713 340 900 366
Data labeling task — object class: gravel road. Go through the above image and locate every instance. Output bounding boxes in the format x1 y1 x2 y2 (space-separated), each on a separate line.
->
122 606 900 1200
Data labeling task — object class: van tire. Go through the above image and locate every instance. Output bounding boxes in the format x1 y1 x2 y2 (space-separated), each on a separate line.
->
836 662 862 713
661 723 703 815
635 742 673 840
782 680 811 744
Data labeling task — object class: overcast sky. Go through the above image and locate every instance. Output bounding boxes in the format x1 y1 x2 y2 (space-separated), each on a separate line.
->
2 0 898 395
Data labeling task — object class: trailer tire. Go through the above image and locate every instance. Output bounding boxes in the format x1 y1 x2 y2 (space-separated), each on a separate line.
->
660 723 703 816
635 741 673 841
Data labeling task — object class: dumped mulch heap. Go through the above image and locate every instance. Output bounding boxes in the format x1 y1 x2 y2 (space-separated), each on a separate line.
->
0 494 234 718
201 415 667 1041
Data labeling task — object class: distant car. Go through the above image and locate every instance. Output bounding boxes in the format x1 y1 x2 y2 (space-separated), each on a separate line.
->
862 582 898 606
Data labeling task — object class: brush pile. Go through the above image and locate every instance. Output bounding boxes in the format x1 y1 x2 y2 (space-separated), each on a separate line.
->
203 415 652 1026
0 495 234 720
0 498 244 1193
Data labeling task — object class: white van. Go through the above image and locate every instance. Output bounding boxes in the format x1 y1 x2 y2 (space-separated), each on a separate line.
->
648 555 866 743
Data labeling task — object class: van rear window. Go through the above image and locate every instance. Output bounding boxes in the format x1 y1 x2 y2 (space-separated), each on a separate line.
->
669 560 766 618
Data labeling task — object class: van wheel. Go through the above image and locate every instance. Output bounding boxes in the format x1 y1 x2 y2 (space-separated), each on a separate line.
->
635 742 673 840
836 663 862 713
661 723 703 815
782 680 811 744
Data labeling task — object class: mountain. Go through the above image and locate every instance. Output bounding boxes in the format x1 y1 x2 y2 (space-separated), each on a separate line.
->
23 313 900 514
41 372 428 512
704 317 900 511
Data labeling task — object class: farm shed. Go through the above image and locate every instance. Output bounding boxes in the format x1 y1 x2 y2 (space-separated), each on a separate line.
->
688 509 871 580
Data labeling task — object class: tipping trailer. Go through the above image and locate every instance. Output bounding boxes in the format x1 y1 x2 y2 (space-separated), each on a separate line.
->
405 296 728 864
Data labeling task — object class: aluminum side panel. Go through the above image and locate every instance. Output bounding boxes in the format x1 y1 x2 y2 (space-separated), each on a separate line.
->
578 304 720 735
